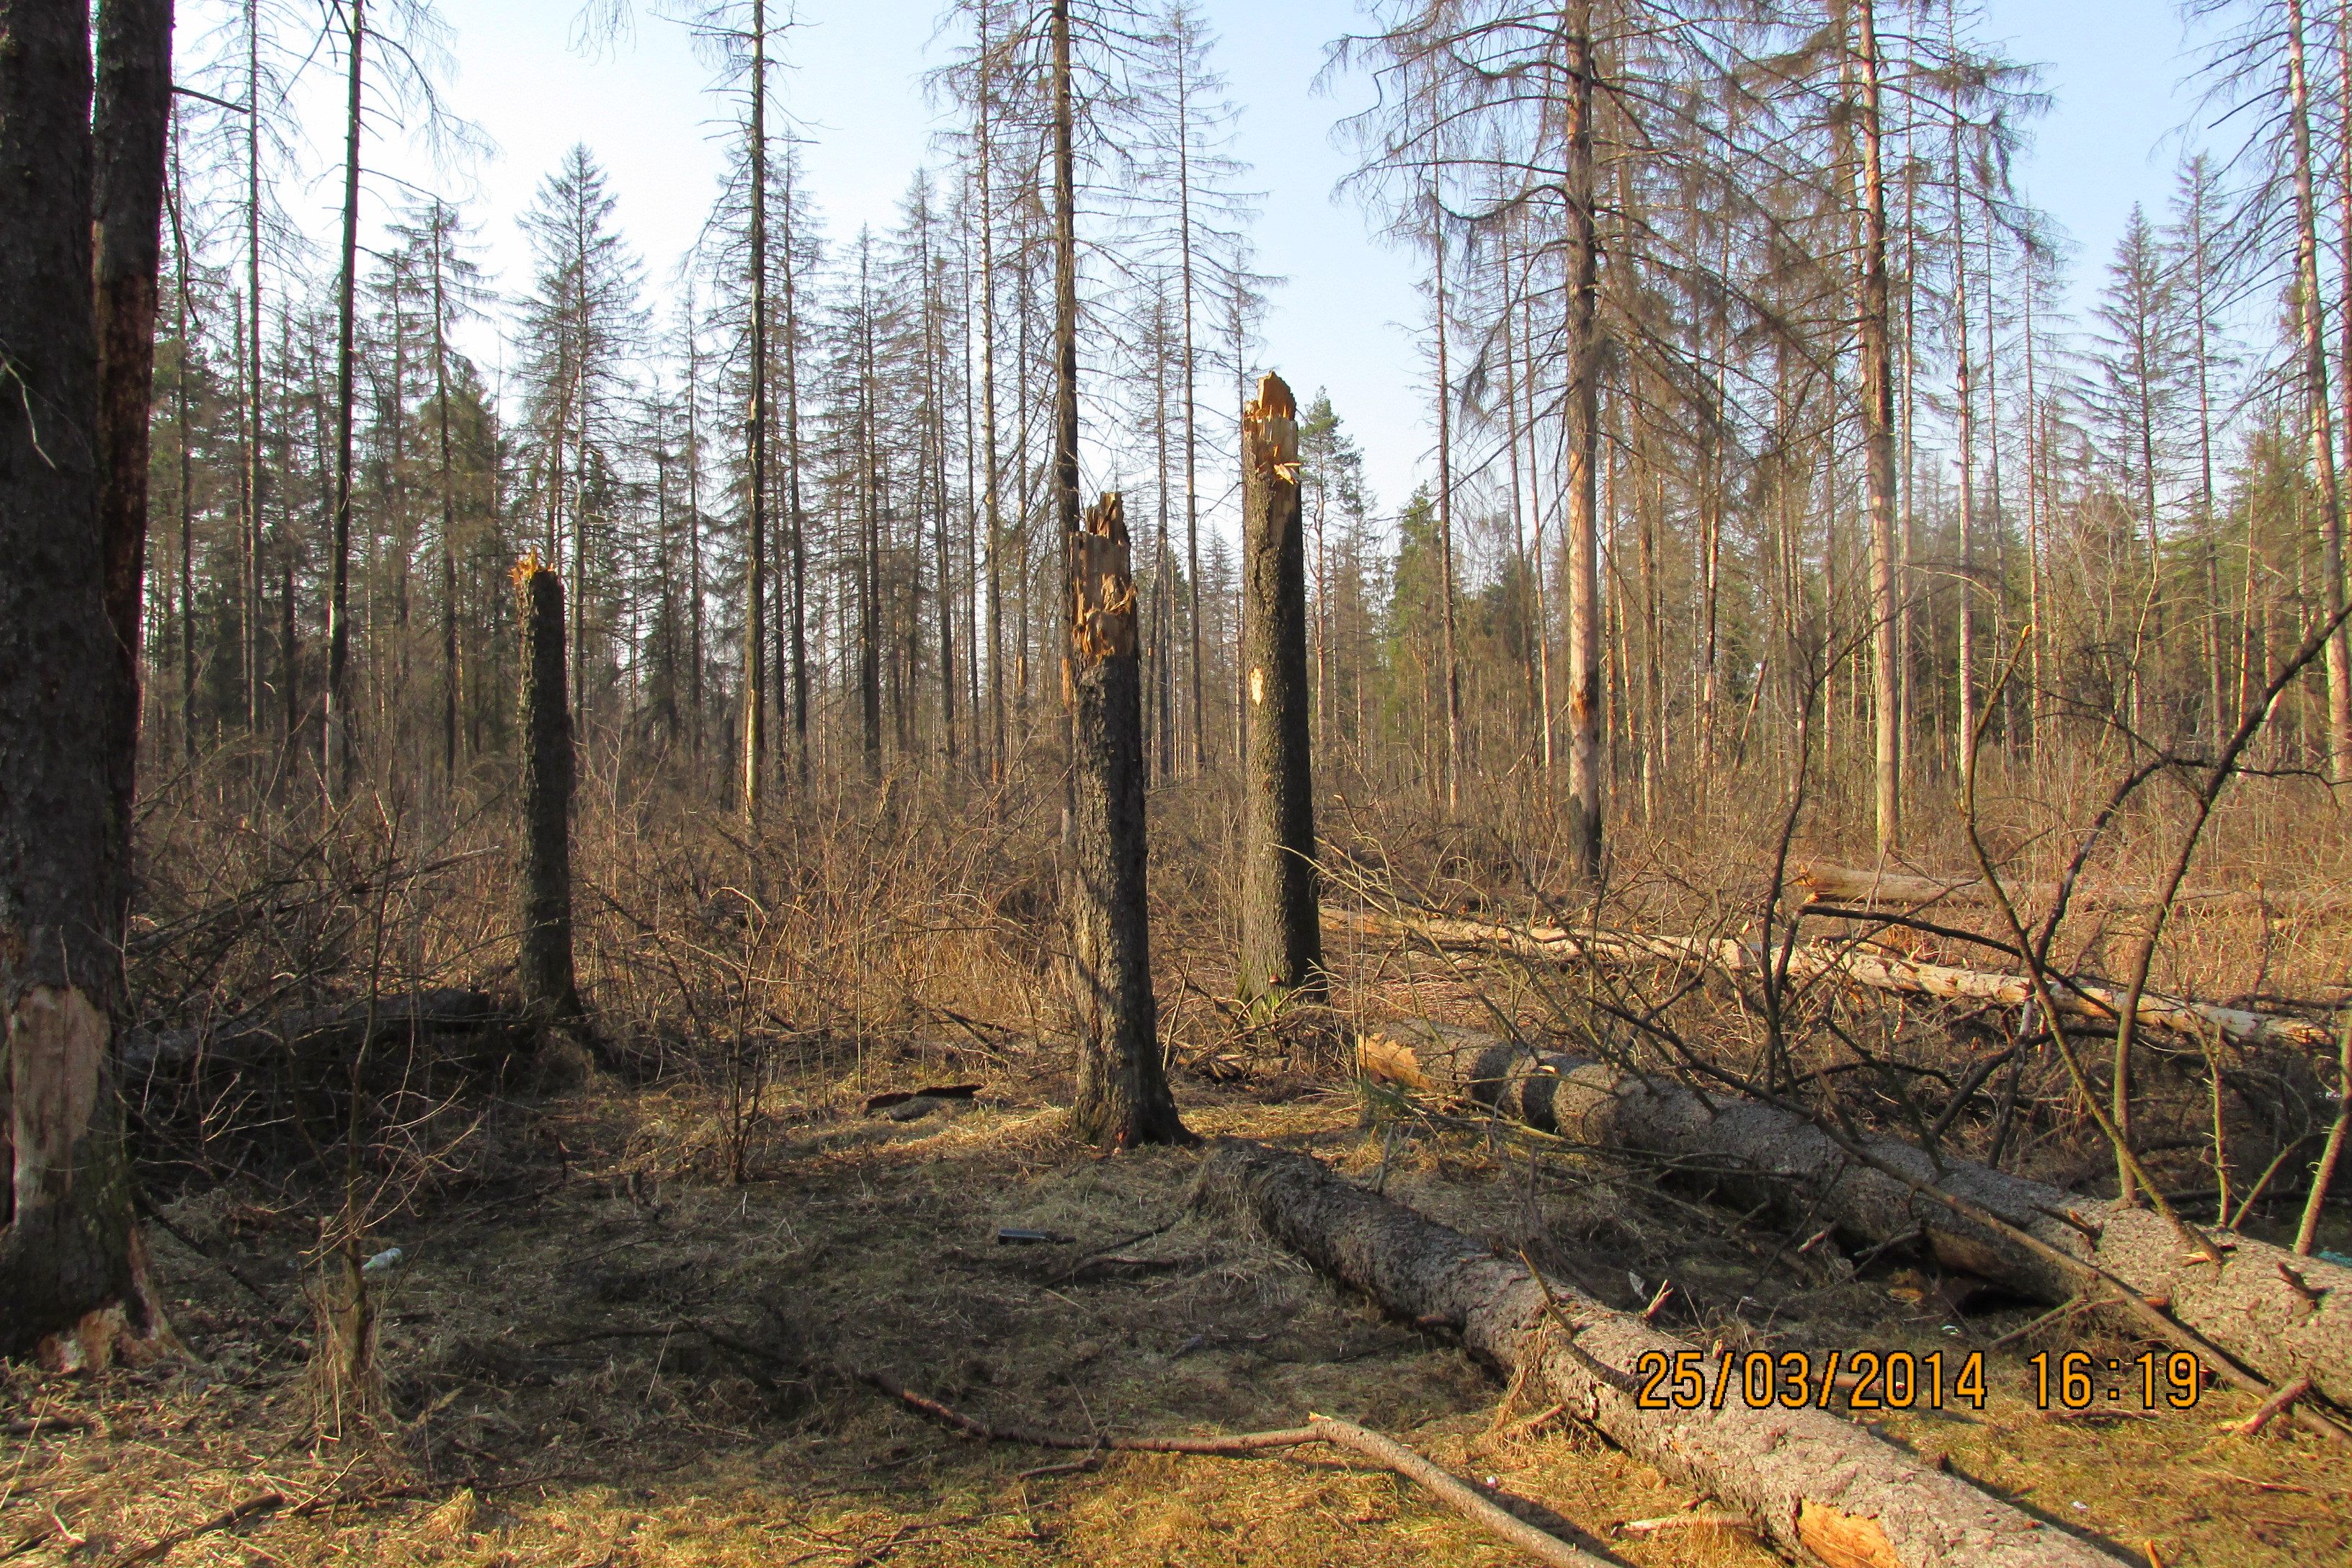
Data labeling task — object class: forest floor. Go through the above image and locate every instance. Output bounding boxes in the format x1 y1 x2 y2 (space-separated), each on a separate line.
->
6 1015 2350 1568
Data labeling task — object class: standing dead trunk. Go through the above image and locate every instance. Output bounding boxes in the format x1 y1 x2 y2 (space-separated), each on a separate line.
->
740 0 770 824
323 0 364 800
517 561 584 1033
1560 0 1602 878
0 0 166 1365
1238 375 1323 1004
1065 495 1190 1148
94 0 174 829
1855 0 1902 854
2287 0 2352 783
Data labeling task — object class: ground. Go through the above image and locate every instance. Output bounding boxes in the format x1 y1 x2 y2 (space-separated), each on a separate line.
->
4 1033 2346 1568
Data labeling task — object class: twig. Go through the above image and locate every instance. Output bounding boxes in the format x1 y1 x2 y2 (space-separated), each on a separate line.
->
1616 1513 1752 1536
2231 1376 2316 1438
106 1492 284 1567
855 1372 1613 1568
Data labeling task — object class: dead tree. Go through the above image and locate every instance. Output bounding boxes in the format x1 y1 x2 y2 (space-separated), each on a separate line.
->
1064 494 1189 1147
517 558 584 1033
0 0 171 1363
1238 373 1324 1003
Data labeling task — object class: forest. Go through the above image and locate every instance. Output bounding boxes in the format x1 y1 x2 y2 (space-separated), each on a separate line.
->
3 0 2351 1564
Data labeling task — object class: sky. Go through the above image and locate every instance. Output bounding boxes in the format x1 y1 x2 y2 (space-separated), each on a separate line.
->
250 0 2224 531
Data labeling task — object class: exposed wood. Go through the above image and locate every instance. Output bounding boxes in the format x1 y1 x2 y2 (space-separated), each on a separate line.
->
1358 1017 2352 1410
858 1372 1613 1568
121 989 520 1075
1190 1140 2112 1568
1238 373 1324 1002
1330 906 2335 1050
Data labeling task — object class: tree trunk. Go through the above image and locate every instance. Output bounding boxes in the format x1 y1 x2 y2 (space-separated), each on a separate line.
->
323 0 363 799
1561 0 1601 876
517 562 583 1030
1358 1018 2352 1412
1238 374 1323 1004
2287 0 2352 783
1856 0 1902 855
1066 495 1190 1148
1191 1141 2113 1568
0 0 164 1366
94 0 173 826
741 0 770 823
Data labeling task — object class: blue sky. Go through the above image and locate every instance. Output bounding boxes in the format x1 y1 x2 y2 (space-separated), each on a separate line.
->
265 0 2217 528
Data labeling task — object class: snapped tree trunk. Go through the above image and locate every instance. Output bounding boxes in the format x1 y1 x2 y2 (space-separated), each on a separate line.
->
1065 495 1189 1148
517 560 584 1030
0 0 163 1365
1358 1018 2352 1411
1191 1141 2113 1568
1238 373 1323 1004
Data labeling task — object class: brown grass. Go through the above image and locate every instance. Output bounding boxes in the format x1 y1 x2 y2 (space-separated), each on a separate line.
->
14 745 2343 1567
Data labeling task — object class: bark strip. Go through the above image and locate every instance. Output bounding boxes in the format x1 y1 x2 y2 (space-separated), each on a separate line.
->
1359 1018 2352 1411
1190 1140 2113 1568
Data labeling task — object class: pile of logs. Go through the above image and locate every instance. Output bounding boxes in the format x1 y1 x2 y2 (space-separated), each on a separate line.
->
1356 1017 2352 1413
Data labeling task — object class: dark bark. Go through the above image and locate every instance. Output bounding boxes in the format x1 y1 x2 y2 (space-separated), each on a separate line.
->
517 564 583 1028
94 0 174 826
1237 373 1322 1003
1559 0 1602 878
741 0 768 822
1065 495 1189 1148
323 0 363 797
1360 1018 2352 1411
0 0 158 1363
1191 1141 2113 1568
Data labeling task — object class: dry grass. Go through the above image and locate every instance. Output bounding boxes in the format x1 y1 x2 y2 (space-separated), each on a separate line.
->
17 745 2343 1567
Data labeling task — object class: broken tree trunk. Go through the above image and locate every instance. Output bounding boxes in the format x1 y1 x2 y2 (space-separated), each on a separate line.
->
121 989 520 1076
1331 906 2335 1051
1064 494 1188 1148
0 0 166 1367
1359 1018 2352 1411
1192 1140 2113 1568
1238 373 1324 1004
517 558 585 1031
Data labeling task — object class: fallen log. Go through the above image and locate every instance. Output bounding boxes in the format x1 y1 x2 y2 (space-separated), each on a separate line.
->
1358 1019 2352 1412
122 989 523 1075
1791 859 2348 917
1190 1139 2115 1568
1328 906 2335 1051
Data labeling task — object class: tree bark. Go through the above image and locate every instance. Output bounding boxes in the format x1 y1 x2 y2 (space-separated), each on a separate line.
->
1191 1141 2113 1568
1238 374 1323 1004
2287 0 2352 783
517 562 583 1030
94 0 173 816
0 0 163 1365
1560 0 1603 879
1855 0 1902 855
1358 1018 2352 1410
741 0 769 824
1065 495 1189 1148
322 0 363 799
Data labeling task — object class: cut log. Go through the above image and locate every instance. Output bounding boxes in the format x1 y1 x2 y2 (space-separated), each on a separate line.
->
1190 1139 2113 1568
1359 1019 2352 1411
1328 906 2335 1051
1791 859 2348 917
122 989 521 1075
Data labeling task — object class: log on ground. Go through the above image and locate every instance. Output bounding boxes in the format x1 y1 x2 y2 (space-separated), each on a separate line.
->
122 989 523 1075
1327 906 2335 1051
1190 1138 2116 1568
1359 1018 2352 1411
